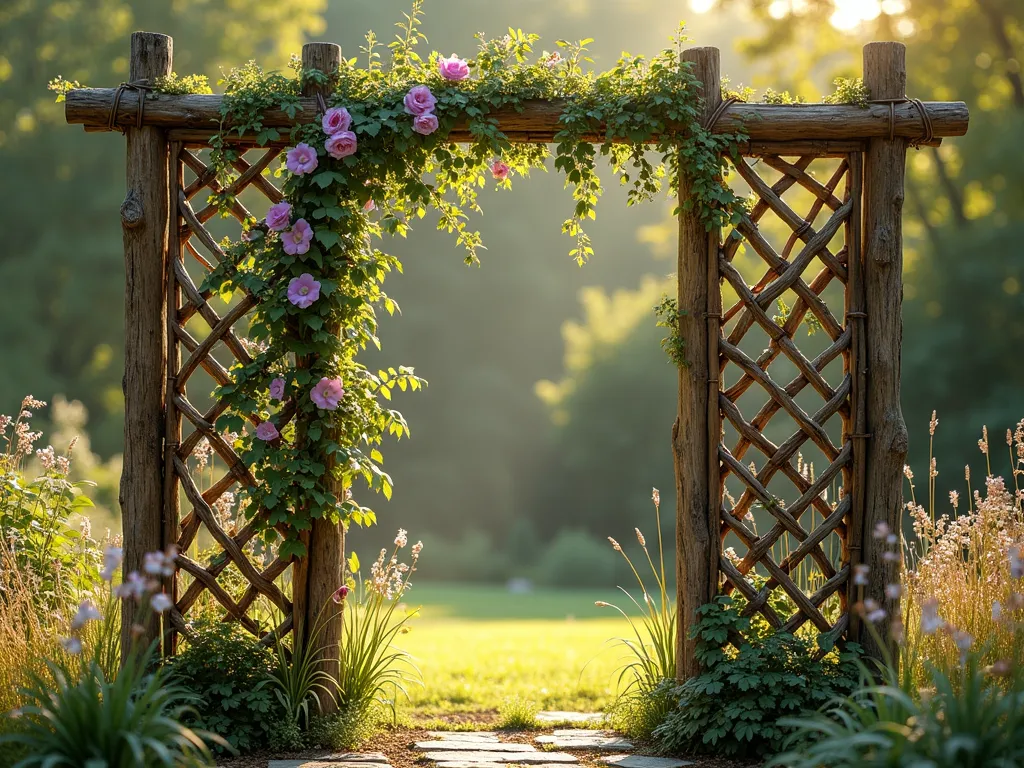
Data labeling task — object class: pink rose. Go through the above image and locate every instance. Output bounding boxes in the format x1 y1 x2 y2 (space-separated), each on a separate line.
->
403 84 437 116
286 143 318 175
287 273 321 308
412 113 439 136
326 130 358 159
255 421 279 441
265 201 291 232
282 218 314 256
364 199 376 212
490 160 510 181
322 106 352 135
438 54 470 81
310 377 344 410
269 377 286 401
332 585 349 603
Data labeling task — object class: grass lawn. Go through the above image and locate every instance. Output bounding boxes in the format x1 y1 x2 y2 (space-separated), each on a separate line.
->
393 582 645 717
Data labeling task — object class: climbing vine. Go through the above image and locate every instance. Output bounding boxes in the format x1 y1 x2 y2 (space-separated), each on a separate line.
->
180 4 755 557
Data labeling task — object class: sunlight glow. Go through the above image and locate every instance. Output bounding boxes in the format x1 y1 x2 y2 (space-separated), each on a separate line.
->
689 0 717 13
829 0 882 31
768 1 789 20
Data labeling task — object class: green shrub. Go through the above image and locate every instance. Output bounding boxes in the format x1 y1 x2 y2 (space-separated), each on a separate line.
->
654 596 861 759
535 528 615 587
165 619 280 753
498 695 539 730
770 654 1024 768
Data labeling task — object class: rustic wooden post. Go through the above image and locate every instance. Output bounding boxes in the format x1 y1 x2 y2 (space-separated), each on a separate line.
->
120 31 172 655
290 40 345 709
674 46 721 680
857 41 909 658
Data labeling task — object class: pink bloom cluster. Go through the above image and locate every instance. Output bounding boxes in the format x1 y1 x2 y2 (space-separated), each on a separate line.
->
490 159 510 181
438 54 470 81
404 85 439 136
323 106 358 159
265 200 314 256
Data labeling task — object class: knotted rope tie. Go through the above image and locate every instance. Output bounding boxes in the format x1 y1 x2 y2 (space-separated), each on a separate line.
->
107 79 155 132
702 96 741 132
870 97 934 147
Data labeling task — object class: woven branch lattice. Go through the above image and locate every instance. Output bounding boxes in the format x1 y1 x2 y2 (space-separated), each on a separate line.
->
165 143 293 647
715 150 863 646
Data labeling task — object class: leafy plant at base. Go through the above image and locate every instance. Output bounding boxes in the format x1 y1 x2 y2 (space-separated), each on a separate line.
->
266 604 340 731
769 654 1024 768
653 596 860 759
164 619 280 753
597 489 675 739
497 695 539 730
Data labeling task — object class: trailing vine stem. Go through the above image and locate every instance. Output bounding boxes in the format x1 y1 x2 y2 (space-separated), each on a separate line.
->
193 10 749 556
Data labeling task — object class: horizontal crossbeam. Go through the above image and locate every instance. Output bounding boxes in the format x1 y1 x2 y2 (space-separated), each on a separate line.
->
66 90 968 143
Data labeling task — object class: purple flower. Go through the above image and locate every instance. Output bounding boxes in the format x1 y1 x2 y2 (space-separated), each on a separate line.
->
311 377 344 410
404 84 437 116
287 273 321 308
412 113 439 136
332 585 349 603
490 160 510 181
151 593 173 613
265 201 292 232
322 106 352 135
255 421 280 441
269 377 286 401
438 54 470 81
286 143 318 175
282 218 314 256
326 130 358 159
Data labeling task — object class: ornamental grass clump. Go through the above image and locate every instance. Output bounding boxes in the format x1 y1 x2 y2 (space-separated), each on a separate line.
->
336 530 423 726
598 488 676 738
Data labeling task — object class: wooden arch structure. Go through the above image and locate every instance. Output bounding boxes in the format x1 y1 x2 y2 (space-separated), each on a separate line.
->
64 33 969 679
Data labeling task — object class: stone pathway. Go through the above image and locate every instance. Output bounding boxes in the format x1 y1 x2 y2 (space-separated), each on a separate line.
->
269 753 392 768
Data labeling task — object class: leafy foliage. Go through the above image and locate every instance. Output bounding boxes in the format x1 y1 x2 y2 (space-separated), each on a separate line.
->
196 3 746 551
770 654 1024 768
1 647 223 768
266 605 340 729
653 596 860 759
497 694 539 730
164 619 280 753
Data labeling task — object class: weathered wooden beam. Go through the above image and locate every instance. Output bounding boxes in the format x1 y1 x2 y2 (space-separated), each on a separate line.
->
674 46 719 681
120 31 171 657
857 41 909 661
66 89 969 142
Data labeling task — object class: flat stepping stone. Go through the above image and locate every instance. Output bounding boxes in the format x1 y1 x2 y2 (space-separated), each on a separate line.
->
427 733 499 739
535 735 633 751
436 764 579 768
426 752 577 764
270 755 392 768
552 730 611 737
536 712 605 724
417 742 535 753
600 756 693 768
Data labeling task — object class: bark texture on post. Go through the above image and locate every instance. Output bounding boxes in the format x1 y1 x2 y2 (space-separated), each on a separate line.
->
120 31 172 656
674 47 721 681
858 42 909 658
291 40 345 710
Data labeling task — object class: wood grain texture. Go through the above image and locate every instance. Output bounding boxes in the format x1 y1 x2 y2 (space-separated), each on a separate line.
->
674 47 719 681
66 89 969 141
859 42 909 659
120 31 171 656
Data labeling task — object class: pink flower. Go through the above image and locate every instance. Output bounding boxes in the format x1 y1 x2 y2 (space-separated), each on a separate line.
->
438 54 470 81
412 113 439 136
326 130 358 159
282 219 314 256
404 84 437 116
332 585 349 603
151 593 173 613
286 143 318 175
255 421 280 441
269 377 286 401
490 160 510 181
311 377 344 410
265 201 292 232
322 106 352 135
287 273 321 308
364 199 376 212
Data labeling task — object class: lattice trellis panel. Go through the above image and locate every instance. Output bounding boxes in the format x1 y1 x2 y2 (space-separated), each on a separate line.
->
164 141 294 650
714 150 864 647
